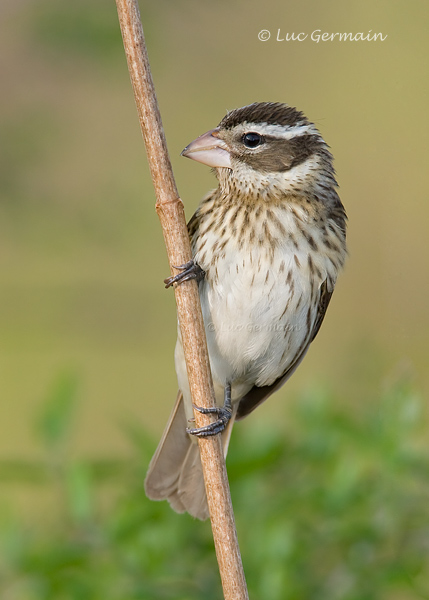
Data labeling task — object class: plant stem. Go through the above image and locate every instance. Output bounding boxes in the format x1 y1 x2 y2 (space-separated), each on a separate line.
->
115 2 248 598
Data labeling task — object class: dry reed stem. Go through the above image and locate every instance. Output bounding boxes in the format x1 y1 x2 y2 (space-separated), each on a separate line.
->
115 2 249 598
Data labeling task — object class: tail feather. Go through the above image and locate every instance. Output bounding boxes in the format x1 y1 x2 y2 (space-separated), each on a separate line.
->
145 391 235 520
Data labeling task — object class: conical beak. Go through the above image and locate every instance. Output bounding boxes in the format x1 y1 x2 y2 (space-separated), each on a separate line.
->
181 128 231 169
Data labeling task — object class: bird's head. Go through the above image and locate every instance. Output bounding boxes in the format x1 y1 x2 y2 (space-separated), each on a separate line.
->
181 102 337 202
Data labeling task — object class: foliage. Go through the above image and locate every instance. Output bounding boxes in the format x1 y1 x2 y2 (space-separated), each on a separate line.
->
0 378 428 600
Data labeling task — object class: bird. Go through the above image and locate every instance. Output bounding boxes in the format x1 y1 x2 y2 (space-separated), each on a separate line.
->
145 102 347 520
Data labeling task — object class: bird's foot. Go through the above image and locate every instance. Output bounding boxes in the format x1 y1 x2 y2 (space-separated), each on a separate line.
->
186 383 232 437
164 260 205 289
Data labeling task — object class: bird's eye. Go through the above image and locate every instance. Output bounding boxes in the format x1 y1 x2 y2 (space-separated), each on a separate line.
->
242 132 264 148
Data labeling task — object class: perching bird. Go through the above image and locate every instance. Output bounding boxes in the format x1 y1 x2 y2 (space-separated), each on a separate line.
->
145 102 347 520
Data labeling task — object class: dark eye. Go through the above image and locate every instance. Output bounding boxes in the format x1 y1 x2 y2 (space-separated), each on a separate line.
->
242 132 264 148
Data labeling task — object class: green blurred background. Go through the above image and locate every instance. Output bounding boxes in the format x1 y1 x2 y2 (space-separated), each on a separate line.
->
1 0 428 598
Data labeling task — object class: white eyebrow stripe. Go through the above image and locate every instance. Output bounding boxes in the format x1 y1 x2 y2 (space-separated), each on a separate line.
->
242 122 319 139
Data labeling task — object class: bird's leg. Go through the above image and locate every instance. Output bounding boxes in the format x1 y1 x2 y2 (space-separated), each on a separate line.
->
186 382 232 437
164 260 205 289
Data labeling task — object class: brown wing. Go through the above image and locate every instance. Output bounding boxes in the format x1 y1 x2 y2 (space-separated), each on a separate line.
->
236 280 333 420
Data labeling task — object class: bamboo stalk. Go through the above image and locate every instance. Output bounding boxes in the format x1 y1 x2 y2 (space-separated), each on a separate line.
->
115 2 249 598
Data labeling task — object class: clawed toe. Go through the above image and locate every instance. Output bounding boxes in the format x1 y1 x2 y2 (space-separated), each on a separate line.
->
164 260 205 289
186 383 232 438
186 408 231 437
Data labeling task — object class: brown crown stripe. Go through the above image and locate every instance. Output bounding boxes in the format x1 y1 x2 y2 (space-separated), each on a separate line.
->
220 102 308 130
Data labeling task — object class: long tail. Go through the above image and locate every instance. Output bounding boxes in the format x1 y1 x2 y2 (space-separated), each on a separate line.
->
144 391 235 520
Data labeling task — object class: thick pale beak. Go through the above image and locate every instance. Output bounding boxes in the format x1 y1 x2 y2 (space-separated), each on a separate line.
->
181 128 231 169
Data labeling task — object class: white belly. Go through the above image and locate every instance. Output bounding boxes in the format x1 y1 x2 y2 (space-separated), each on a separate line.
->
196 243 320 402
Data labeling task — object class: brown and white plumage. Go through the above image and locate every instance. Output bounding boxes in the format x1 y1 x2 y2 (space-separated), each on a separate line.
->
145 102 347 519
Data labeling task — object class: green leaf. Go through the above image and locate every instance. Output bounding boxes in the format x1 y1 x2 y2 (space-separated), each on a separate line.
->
36 371 79 449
